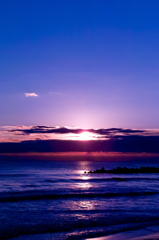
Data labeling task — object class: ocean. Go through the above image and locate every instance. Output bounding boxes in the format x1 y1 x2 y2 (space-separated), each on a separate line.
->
1 153 159 240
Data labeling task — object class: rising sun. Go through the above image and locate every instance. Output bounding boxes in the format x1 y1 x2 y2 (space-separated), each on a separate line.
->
78 131 94 140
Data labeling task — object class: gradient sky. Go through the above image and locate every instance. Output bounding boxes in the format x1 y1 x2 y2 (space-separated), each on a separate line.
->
1 0 159 129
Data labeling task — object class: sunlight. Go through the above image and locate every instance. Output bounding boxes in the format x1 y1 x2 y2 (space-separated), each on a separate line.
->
77 171 92 189
81 175 90 180
78 131 94 140
77 181 92 189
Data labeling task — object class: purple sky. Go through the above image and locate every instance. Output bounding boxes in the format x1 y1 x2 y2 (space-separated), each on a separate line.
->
1 1 159 129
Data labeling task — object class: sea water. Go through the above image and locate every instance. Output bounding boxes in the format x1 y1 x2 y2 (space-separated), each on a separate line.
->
1 155 159 240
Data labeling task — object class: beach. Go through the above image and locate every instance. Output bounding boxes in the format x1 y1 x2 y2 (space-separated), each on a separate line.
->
87 226 159 240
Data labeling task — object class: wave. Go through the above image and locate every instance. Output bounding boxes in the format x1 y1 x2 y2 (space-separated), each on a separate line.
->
43 177 159 183
0 190 158 202
0 173 31 177
1 218 159 240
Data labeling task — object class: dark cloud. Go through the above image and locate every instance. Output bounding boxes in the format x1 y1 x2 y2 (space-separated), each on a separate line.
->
93 128 145 135
0 125 159 153
2 126 159 153
1 136 159 153
9 126 145 136
9 126 83 135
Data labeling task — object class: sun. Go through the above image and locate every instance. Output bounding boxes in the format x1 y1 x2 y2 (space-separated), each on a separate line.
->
78 131 93 140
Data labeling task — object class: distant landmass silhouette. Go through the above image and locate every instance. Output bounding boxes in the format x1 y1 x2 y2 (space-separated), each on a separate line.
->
86 166 159 174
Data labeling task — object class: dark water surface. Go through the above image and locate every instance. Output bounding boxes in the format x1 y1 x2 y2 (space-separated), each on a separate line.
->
1 154 159 239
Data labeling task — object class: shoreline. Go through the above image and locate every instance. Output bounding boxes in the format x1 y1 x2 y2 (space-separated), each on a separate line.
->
86 225 159 240
10 225 159 240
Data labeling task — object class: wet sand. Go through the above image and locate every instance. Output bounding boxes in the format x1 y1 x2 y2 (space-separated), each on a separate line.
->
86 226 159 240
10 226 159 240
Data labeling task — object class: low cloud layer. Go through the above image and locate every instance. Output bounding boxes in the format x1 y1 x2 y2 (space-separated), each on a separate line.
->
0 125 158 142
8 125 152 137
1 125 159 153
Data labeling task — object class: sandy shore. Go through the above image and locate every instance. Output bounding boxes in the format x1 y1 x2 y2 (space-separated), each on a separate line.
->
86 226 159 240
10 226 159 240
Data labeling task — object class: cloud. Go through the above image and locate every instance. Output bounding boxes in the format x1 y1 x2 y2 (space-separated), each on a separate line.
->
93 128 145 136
1 125 159 153
9 126 83 135
25 93 38 97
8 125 158 138
1 135 159 153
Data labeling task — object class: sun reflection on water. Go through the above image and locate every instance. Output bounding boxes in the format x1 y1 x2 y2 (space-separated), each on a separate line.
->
71 200 95 211
81 175 90 180
76 167 92 189
77 181 92 189
79 200 94 210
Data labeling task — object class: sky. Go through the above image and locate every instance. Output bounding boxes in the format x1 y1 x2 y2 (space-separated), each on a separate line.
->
1 0 159 129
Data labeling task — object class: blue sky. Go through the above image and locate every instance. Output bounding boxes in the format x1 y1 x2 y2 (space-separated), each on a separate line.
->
1 0 159 128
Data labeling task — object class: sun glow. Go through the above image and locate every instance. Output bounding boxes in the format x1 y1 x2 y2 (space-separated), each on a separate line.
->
78 131 94 140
